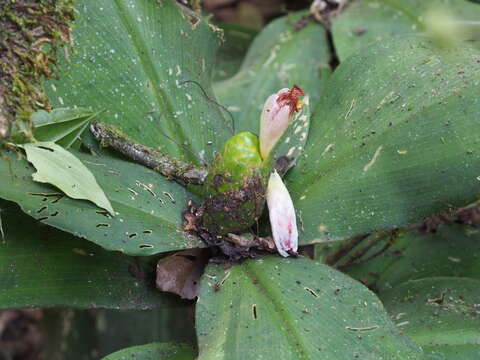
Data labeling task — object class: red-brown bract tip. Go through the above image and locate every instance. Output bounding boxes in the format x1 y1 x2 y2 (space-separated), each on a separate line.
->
290 84 305 97
276 85 305 113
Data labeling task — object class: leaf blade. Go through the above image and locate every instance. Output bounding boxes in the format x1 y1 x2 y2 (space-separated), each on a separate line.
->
23 142 114 215
0 150 200 255
213 11 330 136
381 277 480 348
45 0 230 163
102 342 195 360
334 224 480 294
289 37 480 245
196 256 422 360
332 0 480 61
0 200 174 309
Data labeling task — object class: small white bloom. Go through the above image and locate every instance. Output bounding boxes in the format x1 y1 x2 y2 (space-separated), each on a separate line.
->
266 170 298 257
259 85 304 160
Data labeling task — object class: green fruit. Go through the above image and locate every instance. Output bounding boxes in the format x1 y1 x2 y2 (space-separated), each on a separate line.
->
206 132 262 192
201 132 268 235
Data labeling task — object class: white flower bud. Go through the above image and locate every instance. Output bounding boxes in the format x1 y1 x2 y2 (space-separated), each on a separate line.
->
266 170 298 257
259 85 304 160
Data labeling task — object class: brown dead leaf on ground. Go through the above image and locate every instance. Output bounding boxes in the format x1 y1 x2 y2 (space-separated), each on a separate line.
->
156 249 210 300
0 309 43 360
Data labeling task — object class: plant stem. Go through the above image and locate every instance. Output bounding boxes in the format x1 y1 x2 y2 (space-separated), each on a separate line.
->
90 122 208 186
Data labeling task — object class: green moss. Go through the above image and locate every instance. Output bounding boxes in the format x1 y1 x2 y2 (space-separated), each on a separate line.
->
0 0 75 141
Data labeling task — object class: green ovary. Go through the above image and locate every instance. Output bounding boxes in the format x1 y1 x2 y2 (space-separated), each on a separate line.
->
202 132 269 235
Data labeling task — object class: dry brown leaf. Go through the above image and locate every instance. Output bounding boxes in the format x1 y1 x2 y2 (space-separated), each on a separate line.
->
156 249 209 300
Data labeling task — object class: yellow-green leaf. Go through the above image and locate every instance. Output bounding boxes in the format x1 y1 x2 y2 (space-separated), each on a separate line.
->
23 142 114 215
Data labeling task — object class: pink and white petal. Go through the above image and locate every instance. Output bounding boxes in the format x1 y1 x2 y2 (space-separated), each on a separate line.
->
266 171 298 257
259 88 293 160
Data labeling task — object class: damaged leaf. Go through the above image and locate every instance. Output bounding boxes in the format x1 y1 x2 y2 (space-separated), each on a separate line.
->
0 150 200 255
0 200 173 310
23 142 114 216
381 277 480 358
156 249 209 300
44 0 231 164
288 36 480 245
196 256 422 360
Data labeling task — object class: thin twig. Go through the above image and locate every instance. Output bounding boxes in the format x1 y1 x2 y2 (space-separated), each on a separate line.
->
90 122 208 185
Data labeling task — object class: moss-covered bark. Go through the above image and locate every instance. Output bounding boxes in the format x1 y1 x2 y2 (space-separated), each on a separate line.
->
0 0 75 140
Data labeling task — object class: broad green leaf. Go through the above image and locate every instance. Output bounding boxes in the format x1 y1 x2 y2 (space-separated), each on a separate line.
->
213 11 330 135
32 108 92 127
31 108 96 147
381 277 480 356
334 225 480 294
196 256 422 360
45 0 231 164
0 150 200 255
103 343 195 360
332 0 480 61
12 108 96 148
423 344 480 359
213 24 257 82
23 142 114 215
288 37 480 245
0 200 174 309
